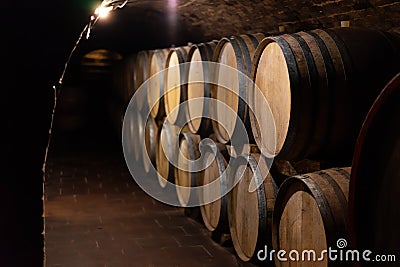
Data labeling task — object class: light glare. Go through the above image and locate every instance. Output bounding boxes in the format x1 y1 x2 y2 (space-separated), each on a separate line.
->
168 0 178 9
95 5 113 19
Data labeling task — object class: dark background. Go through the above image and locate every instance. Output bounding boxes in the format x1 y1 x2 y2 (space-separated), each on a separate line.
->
4 1 93 266
4 1 400 266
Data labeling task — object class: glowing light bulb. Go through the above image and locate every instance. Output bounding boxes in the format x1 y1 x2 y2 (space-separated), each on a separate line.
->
95 5 114 19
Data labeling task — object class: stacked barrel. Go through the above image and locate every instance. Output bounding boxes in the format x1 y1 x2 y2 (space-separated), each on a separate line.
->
112 27 400 266
349 72 400 264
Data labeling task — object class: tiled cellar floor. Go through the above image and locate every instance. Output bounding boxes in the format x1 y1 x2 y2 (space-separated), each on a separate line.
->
44 130 249 267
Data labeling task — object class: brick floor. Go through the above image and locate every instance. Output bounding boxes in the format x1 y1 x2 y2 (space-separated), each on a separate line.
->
44 131 250 267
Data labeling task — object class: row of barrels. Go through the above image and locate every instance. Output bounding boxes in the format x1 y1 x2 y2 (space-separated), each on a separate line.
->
114 27 400 266
125 105 352 266
127 73 400 267
125 27 400 164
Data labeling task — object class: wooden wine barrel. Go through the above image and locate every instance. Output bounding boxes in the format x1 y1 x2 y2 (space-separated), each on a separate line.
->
250 28 400 162
132 108 144 162
272 167 351 267
156 120 181 188
199 141 230 239
123 106 142 163
211 33 266 144
81 49 122 78
175 132 201 206
143 117 159 174
228 153 277 263
164 46 190 125
147 48 170 120
349 72 400 260
133 50 149 111
186 41 218 137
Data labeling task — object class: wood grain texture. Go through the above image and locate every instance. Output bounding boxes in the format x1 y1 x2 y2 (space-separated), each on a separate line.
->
212 34 265 144
148 49 170 120
156 121 180 188
250 28 400 162
143 117 159 173
132 109 144 162
134 50 149 111
164 46 190 125
228 153 277 263
175 132 201 206
199 142 230 236
187 41 218 136
273 167 351 267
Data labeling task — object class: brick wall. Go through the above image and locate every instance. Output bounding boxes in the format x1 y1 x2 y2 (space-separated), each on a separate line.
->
88 0 400 53
179 0 400 38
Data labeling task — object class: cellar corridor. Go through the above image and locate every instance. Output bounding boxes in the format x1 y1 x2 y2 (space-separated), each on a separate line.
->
43 129 242 267
6 2 400 266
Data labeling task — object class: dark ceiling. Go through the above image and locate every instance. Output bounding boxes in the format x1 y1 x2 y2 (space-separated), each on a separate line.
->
8 0 400 85
6 0 400 78
6 0 400 145
82 0 400 56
